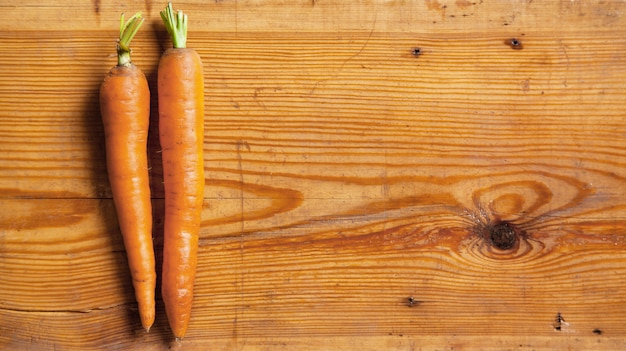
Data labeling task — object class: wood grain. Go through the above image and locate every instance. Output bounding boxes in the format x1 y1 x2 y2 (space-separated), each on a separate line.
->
2 1 626 350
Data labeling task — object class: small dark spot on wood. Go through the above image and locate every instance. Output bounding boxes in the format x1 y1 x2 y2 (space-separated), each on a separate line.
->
554 312 565 331
411 48 422 57
488 221 518 250
593 328 603 335
407 296 421 307
507 38 524 50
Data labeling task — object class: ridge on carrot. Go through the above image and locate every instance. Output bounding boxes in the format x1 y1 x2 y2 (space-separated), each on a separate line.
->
158 2 205 340
99 12 156 332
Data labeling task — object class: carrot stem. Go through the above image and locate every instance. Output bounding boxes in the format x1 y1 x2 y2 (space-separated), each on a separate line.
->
117 12 144 66
160 2 188 49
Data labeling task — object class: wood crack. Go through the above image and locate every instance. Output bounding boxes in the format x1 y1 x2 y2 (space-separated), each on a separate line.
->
0 302 131 314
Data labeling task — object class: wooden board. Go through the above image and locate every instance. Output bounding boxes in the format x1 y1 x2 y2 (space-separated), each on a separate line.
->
1 1 626 350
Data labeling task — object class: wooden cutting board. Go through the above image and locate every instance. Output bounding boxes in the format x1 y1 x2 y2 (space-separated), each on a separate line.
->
1 1 626 350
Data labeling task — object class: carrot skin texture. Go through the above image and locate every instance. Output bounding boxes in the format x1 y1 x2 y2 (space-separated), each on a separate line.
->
99 64 156 331
158 47 205 339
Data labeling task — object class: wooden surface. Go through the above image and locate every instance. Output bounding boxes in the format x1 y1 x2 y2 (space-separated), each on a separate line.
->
2 0 626 350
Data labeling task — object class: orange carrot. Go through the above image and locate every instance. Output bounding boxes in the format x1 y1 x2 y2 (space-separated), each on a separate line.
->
158 2 205 340
99 12 155 332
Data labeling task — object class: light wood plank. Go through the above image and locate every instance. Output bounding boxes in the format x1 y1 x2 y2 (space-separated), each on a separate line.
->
1 198 626 349
2 0 626 34
1 32 626 200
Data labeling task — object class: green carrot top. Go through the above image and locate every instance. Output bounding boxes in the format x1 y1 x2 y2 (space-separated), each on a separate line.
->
160 2 188 49
117 12 144 66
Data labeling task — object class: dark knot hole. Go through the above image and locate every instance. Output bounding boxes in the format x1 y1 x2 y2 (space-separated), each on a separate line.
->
488 221 519 251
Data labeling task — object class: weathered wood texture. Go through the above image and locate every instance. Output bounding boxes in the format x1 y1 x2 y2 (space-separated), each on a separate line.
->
2 1 626 350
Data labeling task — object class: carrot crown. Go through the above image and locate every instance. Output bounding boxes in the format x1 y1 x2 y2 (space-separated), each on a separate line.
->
117 12 144 66
160 2 188 49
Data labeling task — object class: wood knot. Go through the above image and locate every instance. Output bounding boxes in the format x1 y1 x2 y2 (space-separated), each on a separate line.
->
488 221 518 251
473 219 525 253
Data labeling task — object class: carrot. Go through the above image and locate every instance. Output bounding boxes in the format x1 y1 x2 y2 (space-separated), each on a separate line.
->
99 12 155 332
158 2 205 340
